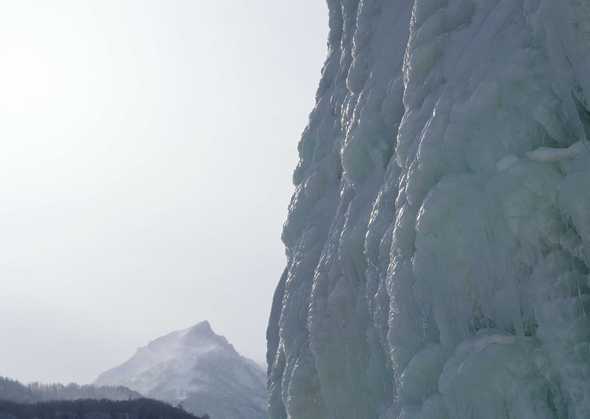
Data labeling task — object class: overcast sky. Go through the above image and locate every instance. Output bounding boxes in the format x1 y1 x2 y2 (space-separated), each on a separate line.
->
0 0 328 384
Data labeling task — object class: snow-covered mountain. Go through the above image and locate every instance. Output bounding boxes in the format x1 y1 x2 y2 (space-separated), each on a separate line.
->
267 1 590 418
95 322 267 419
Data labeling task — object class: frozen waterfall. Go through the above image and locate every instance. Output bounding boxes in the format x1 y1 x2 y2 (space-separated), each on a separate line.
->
267 0 590 418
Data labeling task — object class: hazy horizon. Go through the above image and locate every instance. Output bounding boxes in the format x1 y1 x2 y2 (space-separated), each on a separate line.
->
0 0 328 384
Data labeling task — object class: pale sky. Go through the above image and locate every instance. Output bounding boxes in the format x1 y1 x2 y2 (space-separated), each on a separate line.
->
0 0 328 384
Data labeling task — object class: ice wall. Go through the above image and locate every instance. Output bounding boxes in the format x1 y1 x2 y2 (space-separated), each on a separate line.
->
267 1 590 418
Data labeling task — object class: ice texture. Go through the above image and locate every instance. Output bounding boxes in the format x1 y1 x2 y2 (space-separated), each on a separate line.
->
267 1 590 418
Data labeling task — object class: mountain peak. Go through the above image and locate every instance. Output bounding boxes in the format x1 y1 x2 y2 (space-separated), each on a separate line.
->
94 322 267 419
180 321 232 351
185 320 213 336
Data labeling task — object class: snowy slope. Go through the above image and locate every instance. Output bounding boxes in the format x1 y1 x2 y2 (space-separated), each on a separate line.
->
267 1 590 418
95 322 267 419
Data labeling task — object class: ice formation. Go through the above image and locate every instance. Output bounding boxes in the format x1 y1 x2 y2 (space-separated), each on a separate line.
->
267 1 590 418
95 322 267 419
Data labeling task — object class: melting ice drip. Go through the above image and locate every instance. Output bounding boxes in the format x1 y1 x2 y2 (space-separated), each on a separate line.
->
267 1 590 418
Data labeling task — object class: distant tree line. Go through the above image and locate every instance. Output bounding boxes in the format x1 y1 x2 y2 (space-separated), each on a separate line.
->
0 377 140 404
0 378 211 419
0 398 207 419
